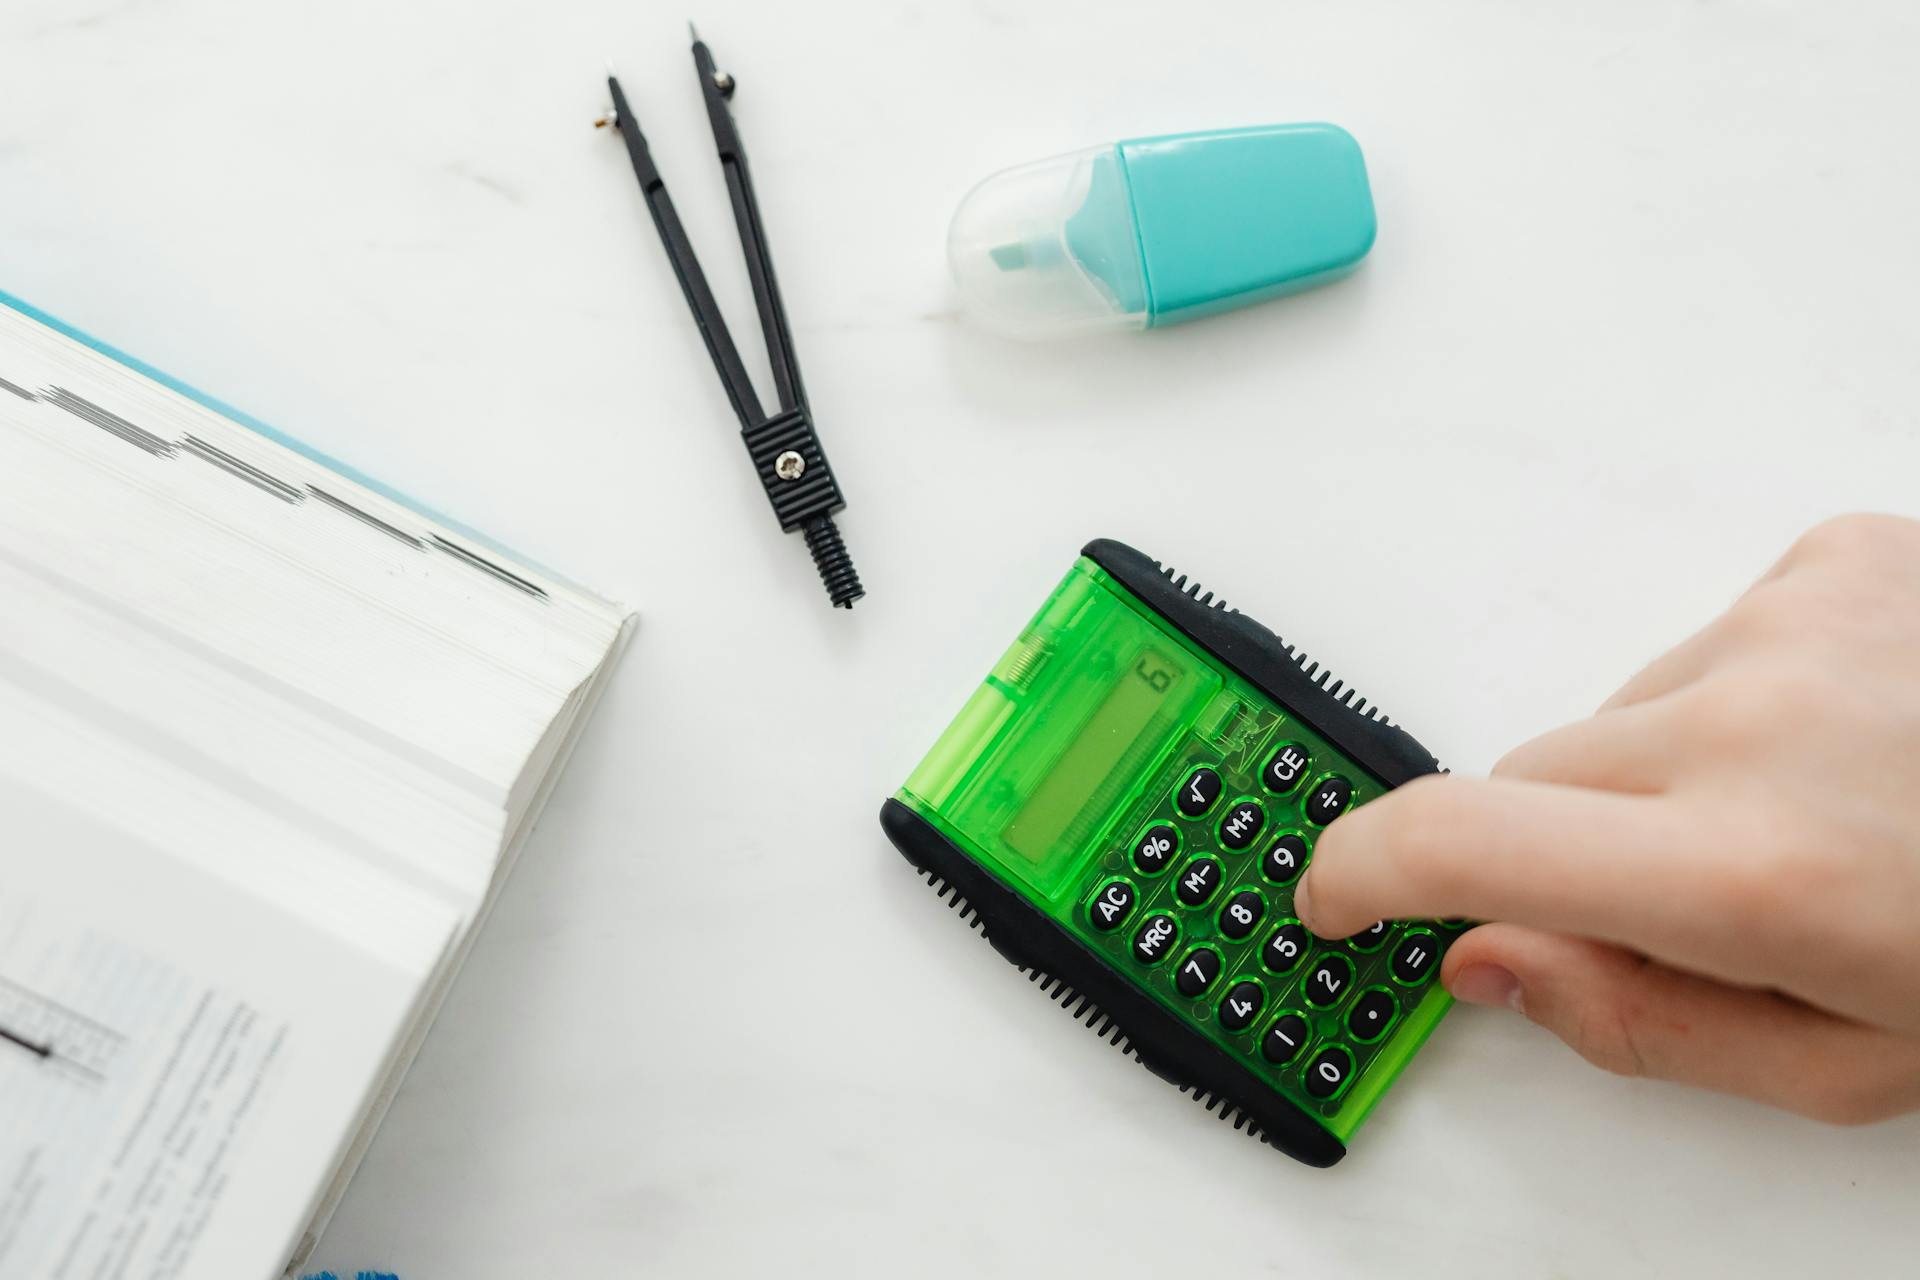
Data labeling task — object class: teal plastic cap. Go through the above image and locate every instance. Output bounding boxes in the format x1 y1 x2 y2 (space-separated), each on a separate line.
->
948 124 1375 339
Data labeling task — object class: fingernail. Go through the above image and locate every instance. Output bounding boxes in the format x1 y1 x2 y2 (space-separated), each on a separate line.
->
1291 874 1315 927
1451 964 1523 1014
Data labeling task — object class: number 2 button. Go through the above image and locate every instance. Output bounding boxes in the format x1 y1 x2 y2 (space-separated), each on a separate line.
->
1303 955 1353 1008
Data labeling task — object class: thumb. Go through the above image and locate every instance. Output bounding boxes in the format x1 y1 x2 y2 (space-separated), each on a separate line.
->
1440 923 1920 1124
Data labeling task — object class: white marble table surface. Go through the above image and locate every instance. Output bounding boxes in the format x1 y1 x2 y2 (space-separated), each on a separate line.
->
6 1 1918 1275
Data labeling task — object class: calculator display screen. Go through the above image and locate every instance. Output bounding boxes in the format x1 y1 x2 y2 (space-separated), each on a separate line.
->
1002 647 1184 865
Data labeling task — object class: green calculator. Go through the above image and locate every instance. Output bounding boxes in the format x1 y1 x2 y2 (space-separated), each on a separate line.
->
880 539 1453 1166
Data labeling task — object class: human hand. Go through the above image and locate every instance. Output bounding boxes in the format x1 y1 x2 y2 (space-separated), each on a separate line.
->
1294 514 1920 1123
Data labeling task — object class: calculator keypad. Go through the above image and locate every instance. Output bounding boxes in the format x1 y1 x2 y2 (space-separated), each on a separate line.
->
1088 736 1458 1118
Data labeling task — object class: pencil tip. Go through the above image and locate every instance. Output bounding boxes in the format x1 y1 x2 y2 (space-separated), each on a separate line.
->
687 20 700 42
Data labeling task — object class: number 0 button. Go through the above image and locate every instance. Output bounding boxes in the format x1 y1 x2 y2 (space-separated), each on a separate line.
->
1303 954 1353 1008
1176 767 1223 817
1175 947 1222 997
1132 914 1178 965
1304 1045 1354 1100
1087 880 1135 932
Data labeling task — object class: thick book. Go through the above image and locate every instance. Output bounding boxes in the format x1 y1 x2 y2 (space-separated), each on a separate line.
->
0 293 634 1278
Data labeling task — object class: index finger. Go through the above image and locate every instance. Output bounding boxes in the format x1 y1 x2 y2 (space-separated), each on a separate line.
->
1292 774 1771 990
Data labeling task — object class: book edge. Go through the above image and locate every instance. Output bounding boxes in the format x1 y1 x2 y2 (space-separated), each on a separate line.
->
0 287 612 601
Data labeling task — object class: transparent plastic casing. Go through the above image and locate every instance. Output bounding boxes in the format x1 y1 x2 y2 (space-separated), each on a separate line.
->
896 557 1454 1143
946 145 1149 340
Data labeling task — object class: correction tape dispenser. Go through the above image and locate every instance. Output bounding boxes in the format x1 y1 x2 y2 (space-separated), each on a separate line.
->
948 124 1375 339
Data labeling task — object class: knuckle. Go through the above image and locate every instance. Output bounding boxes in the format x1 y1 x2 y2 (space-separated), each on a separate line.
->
1799 1075 1907 1127
1378 777 1469 900
1788 513 1914 569
1562 992 1652 1079
1682 676 1764 744
1722 583 1802 647
1682 663 1833 752
1709 826 1802 937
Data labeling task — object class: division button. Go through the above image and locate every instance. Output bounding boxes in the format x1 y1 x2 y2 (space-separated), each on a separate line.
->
1131 824 1178 875
1262 743 1312 795
1174 857 1223 907
1305 775 1354 826
1261 834 1311 885
1261 1012 1310 1065
1304 1044 1355 1100
1219 981 1265 1032
1088 880 1136 932
1218 800 1267 850
1176 767 1223 817
1175 946 1223 997
1132 914 1179 966
1347 988 1398 1042
1218 890 1265 940
1391 932 1440 984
